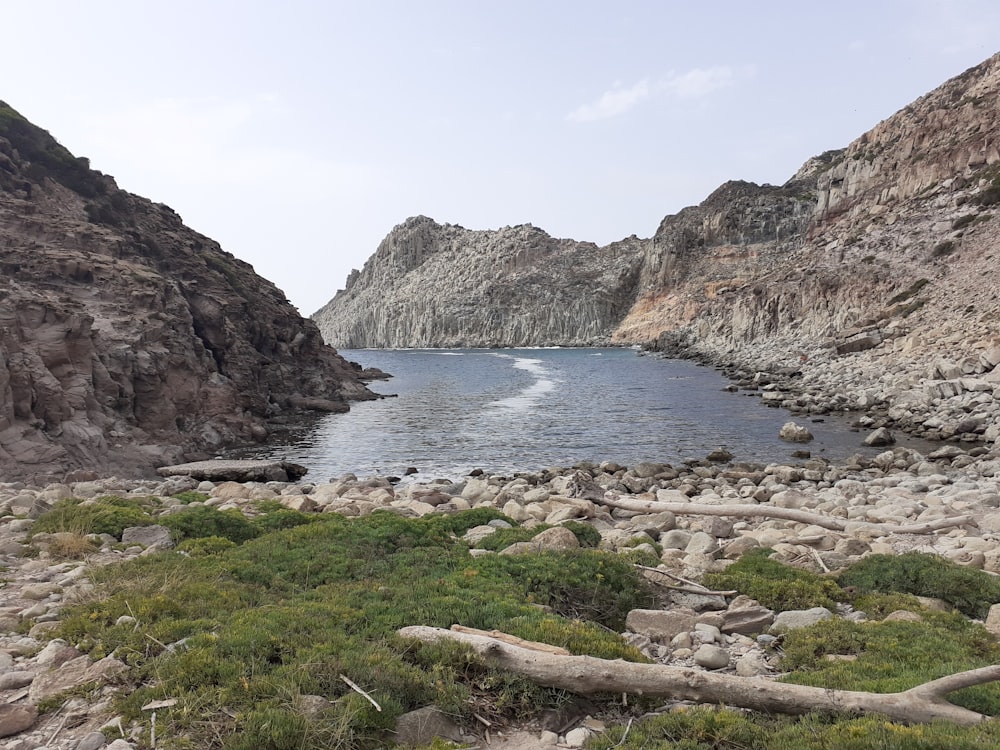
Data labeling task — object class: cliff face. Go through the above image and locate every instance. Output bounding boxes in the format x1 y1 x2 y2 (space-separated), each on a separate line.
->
614 53 1000 357
0 102 374 481
313 216 645 347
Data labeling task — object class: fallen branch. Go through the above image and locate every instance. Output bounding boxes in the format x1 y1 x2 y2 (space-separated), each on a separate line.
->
633 564 736 596
599 493 972 536
398 626 998 726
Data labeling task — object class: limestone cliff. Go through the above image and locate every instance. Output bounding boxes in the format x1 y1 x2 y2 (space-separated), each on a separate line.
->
0 102 374 481
313 217 644 347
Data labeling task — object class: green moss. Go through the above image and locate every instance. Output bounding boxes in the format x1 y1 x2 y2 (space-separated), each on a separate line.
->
702 548 846 612
838 553 1000 619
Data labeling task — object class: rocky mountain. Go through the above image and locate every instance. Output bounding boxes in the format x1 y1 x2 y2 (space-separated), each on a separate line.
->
313 216 645 347
313 52 1000 448
0 102 375 481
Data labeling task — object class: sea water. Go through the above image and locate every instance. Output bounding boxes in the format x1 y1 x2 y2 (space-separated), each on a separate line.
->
241 348 924 481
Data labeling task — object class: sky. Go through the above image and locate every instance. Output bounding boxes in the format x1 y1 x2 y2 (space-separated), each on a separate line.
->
3 1 999 315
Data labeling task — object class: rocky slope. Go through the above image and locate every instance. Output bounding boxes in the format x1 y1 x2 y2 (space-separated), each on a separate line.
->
0 102 375 481
313 216 645 347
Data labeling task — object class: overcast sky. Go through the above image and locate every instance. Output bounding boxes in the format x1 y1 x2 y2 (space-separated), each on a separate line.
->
4 1 999 314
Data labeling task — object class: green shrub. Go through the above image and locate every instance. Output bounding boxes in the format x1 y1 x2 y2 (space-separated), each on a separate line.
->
172 491 209 504
702 548 846 612
779 610 1000 715
838 552 1000 619
160 506 260 545
31 496 153 539
176 536 237 557
251 508 317 534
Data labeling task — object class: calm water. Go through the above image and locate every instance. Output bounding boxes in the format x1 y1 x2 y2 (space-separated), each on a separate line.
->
241 348 921 481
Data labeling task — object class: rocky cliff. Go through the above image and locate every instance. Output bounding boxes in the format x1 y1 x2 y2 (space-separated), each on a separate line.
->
313 217 645 347
0 102 375 481
614 53 1000 354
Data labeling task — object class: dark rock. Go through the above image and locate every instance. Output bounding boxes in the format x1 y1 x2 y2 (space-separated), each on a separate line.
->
0 103 375 481
157 459 308 482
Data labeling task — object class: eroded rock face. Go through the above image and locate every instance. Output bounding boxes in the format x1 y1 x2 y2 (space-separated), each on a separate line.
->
312 217 645 347
0 102 374 480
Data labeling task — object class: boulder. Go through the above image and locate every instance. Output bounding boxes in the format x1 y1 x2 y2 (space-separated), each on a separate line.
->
157 460 308 482
779 422 813 443
864 428 896 447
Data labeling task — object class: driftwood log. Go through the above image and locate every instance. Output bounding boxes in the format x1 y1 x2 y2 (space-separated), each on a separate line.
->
597 492 973 535
398 626 999 725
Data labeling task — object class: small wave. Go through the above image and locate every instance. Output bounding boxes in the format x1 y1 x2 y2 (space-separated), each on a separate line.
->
437 352 465 356
490 377 557 410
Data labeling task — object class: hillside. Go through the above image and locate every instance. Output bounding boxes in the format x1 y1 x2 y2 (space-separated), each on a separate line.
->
0 102 374 480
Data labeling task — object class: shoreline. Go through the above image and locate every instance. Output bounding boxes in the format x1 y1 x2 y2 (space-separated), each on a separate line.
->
0 442 999 747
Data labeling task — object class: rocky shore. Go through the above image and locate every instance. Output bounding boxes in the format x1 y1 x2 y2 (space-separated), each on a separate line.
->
1 434 999 748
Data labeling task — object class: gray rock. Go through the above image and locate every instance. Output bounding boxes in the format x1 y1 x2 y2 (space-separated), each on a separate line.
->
157 460 308 482
393 706 464 747
770 607 834 633
864 428 895 447
779 422 813 443
625 608 696 642
74 732 109 750
0 704 37 738
721 596 775 635
121 525 174 549
693 644 730 669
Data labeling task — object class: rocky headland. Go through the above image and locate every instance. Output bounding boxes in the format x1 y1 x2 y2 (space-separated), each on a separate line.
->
0 102 375 482
313 217 645 348
313 53 1000 458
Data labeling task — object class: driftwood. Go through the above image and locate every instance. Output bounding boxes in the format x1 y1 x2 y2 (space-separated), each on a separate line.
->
398 626 999 725
598 493 973 535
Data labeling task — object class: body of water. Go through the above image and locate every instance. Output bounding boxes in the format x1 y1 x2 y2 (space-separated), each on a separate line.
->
240 348 925 481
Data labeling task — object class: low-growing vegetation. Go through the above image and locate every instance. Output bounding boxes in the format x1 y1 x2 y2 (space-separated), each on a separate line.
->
54 509 652 749
838 552 1000 619
702 547 847 611
31 494 1000 749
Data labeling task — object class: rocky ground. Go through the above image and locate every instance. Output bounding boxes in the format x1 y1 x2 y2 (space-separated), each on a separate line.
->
0 423 999 748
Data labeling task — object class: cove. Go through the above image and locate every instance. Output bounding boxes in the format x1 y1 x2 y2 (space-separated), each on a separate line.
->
242 348 935 480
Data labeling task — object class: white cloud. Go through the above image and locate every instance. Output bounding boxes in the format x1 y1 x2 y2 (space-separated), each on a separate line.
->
567 79 650 122
661 66 738 99
568 65 747 123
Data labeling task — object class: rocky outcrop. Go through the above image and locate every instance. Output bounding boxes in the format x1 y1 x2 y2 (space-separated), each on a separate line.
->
0 102 374 481
312 217 645 348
